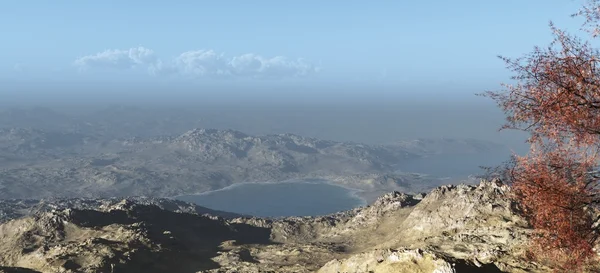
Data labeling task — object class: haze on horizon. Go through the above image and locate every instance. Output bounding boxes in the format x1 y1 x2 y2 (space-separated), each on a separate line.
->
1 0 588 152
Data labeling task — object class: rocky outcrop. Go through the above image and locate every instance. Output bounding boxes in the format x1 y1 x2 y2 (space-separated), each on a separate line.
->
0 197 244 224
227 179 539 272
0 180 545 273
385 180 533 272
318 248 455 273
0 202 271 273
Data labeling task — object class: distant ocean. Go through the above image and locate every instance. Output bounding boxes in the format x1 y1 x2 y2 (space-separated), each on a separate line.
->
395 152 511 178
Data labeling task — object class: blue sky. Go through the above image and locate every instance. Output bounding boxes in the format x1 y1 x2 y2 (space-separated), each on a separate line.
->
0 0 591 90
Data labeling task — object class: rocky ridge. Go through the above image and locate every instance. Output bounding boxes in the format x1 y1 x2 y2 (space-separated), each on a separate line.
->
0 127 506 200
0 179 551 273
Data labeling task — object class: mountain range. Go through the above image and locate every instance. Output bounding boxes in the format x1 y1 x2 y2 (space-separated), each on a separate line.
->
0 126 508 200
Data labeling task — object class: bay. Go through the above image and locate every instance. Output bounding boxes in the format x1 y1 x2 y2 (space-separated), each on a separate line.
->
175 179 365 218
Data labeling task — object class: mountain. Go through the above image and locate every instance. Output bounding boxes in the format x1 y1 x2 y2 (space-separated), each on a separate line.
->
0 127 508 200
0 180 571 273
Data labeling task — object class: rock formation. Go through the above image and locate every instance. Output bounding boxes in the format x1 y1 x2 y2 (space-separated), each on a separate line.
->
0 180 552 273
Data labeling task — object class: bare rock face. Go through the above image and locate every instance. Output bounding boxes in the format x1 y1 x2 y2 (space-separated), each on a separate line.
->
318 248 455 273
391 179 532 267
216 179 538 272
0 180 545 273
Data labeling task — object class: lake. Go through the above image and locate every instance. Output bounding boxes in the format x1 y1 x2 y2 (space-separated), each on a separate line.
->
176 152 514 218
175 179 365 218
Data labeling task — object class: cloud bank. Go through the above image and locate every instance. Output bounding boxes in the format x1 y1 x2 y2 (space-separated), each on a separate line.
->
74 47 319 79
74 47 157 70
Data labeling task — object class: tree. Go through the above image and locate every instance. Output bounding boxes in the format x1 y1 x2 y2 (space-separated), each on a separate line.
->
482 1 600 271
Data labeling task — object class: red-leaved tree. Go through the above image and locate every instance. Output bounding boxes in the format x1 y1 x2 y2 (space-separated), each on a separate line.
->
483 1 600 271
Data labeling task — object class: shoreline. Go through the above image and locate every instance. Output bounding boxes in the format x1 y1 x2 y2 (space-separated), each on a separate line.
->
170 178 369 208
167 174 481 208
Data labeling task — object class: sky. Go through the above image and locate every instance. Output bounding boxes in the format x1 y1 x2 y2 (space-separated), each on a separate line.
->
0 0 593 95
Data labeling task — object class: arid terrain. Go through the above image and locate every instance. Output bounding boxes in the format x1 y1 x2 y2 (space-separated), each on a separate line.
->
6 0 600 271
0 179 551 273
0 106 538 273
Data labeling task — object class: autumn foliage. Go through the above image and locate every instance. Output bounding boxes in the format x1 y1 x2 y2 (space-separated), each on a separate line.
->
483 1 600 271
508 143 598 270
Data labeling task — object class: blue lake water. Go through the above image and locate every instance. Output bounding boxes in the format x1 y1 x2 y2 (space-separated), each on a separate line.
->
175 179 365 218
176 152 514 218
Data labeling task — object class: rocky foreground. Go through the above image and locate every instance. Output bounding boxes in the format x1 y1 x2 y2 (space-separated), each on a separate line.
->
0 179 554 273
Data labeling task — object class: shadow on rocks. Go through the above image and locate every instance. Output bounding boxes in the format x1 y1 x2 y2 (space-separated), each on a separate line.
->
0 267 42 273
64 204 274 273
453 260 504 273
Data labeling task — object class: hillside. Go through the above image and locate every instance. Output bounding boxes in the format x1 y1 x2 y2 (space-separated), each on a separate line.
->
0 180 563 273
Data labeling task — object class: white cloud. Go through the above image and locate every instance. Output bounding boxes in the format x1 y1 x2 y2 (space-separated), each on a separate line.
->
74 47 319 79
227 54 316 78
73 46 156 70
172 50 231 77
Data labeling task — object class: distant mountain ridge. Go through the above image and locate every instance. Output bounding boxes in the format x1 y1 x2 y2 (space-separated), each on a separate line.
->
0 127 509 200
